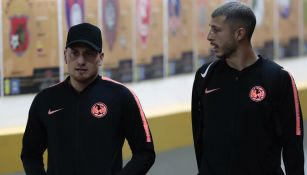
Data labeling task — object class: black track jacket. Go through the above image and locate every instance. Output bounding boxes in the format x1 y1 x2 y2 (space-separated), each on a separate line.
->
21 76 155 175
192 56 304 175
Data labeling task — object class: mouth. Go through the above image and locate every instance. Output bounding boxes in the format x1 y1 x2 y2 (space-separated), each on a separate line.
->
75 68 87 74
210 42 219 52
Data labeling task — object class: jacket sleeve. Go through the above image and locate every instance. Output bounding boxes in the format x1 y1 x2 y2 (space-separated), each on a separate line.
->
279 70 304 175
119 90 155 175
191 68 202 173
21 94 47 175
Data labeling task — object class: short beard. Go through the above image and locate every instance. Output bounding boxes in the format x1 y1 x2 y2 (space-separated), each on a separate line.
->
216 42 237 60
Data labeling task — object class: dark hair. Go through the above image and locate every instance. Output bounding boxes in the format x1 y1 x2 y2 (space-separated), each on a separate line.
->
212 2 256 40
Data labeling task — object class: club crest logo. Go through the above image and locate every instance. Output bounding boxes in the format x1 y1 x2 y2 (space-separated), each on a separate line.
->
249 86 266 102
103 0 119 51
91 102 108 118
197 0 207 36
136 0 151 46
65 0 84 28
252 0 265 26
168 0 181 36
9 16 29 56
278 0 291 19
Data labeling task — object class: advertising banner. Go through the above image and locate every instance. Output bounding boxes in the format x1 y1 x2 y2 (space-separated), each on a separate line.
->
135 0 164 80
102 0 133 82
168 0 194 75
3 0 59 95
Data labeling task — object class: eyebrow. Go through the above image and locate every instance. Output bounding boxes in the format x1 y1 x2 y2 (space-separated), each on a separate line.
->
69 47 77 52
69 47 96 53
209 23 221 29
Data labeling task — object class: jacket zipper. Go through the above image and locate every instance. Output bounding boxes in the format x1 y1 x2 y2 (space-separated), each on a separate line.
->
74 95 81 175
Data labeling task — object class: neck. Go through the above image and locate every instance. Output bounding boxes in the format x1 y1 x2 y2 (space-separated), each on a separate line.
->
69 75 98 92
226 44 258 71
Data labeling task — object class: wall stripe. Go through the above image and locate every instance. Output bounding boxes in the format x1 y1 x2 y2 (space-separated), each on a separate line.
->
101 77 152 142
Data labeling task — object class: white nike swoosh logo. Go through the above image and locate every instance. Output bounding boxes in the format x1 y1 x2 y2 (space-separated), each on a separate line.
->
205 88 220 94
200 61 216 78
201 72 206 78
48 108 64 115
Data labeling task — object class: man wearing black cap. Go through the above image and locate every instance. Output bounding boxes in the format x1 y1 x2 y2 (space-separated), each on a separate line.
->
21 23 155 175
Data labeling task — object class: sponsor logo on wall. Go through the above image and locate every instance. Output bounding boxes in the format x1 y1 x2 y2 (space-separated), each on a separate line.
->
168 0 181 36
9 16 29 56
304 0 307 23
252 0 265 26
5 0 32 57
65 0 84 28
136 0 151 46
197 0 207 36
278 0 291 19
103 0 119 51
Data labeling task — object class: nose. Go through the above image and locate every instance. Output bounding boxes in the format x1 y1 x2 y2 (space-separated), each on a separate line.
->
76 55 86 65
207 30 213 41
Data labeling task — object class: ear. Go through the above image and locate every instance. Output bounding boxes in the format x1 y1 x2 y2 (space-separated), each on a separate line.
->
98 53 104 66
64 49 68 64
235 28 246 41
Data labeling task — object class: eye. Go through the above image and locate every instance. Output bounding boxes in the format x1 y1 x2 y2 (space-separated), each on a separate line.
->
211 27 219 33
70 50 80 57
85 51 98 57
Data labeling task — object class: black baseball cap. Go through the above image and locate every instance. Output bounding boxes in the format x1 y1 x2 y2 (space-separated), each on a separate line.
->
65 23 103 53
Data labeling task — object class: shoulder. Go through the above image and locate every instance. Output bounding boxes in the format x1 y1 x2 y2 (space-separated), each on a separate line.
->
258 56 286 80
100 77 134 96
195 59 220 80
34 81 66 101
101 77 128 90
197 60 218 72
259 56 293 85
100 77 141 105
260 56 283 70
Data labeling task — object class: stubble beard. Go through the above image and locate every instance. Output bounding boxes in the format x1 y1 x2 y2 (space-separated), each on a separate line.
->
216 42 237 60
